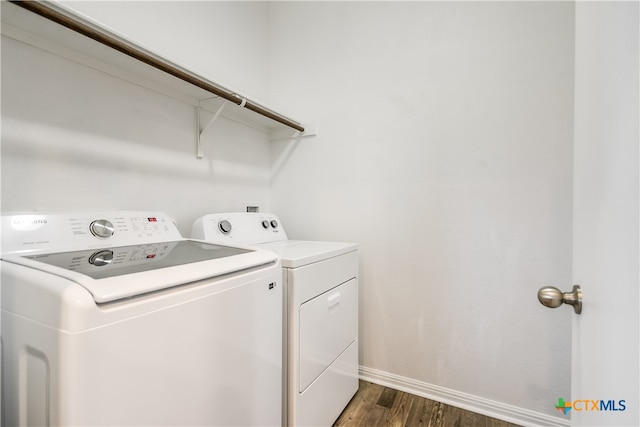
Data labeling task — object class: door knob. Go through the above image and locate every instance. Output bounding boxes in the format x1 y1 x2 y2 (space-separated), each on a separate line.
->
537 285 582 314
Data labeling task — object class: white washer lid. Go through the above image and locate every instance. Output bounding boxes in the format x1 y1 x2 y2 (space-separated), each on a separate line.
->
257 240 357 268
3 240 278 303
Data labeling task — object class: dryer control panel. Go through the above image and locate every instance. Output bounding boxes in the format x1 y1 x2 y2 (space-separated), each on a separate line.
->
1 211 182 255
192 212 288 245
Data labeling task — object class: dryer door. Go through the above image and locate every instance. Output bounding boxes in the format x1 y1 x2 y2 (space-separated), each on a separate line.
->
299 278 357 392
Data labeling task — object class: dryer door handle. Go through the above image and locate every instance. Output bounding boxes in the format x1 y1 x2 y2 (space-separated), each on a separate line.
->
327 291 341 310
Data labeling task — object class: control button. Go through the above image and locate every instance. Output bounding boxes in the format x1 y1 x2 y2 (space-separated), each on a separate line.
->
262 220 270 229
90 219 115 238
218 220 232 234
270 220 278 229
88 250 113 267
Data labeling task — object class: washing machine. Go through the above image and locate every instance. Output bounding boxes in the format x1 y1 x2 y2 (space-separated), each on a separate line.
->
1 211 283 427
191 213 358 426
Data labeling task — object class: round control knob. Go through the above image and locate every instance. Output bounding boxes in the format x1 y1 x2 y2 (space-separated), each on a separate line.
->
88 250 113 267
262 220 270 229
270 220 278 229
90 219 115 238
218 220 232 234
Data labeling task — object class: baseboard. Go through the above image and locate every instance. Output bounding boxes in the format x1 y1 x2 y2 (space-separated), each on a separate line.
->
358 366 570 427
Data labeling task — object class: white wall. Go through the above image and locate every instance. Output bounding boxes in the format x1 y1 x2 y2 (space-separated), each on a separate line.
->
1 1 273 235
58 0 271 102
573 2 639 426
269 2 574 421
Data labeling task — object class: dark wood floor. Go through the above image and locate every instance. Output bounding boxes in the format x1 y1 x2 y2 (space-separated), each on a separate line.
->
333 380 521 427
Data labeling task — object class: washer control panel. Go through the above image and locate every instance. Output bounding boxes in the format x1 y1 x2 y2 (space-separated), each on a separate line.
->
192 212 287 245
1 211 182 255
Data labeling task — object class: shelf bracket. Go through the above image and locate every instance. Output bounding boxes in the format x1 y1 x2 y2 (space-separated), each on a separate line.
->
197 100 227 158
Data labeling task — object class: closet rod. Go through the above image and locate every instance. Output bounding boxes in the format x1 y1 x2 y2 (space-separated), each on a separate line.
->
11 0 305 133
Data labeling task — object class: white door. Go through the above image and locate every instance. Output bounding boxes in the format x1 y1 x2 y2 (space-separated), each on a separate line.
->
571 2 639 426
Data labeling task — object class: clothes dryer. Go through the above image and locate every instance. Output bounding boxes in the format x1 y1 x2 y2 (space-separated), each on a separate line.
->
1 211 282 426
192 213 358 427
